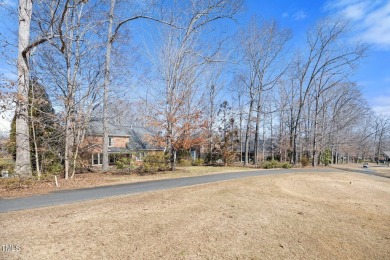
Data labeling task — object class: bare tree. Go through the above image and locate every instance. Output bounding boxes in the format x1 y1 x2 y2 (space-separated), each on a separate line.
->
13 0 89 176
101 0 180 172
372 115 390 162
14 0 33 176
289 17 366 164
32 0 104 178
237 17 290 165
148 0 242 170
101 0 118 173
275 80 291 162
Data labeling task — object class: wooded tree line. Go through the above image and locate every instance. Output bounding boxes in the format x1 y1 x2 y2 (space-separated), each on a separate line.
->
1 0 389 177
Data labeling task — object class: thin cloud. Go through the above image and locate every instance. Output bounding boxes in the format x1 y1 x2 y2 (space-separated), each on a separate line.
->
370 89 390 115
343 2 368 20
325 0 390 50
292 10 307 21
372 103 390 116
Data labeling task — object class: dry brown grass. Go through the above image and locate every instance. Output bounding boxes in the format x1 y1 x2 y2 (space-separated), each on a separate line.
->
1 171 389 259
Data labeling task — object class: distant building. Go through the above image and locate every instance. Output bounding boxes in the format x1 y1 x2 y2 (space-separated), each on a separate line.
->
383 151 390 161
80 119 164 166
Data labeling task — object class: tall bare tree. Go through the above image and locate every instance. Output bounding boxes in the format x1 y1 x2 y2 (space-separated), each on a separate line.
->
15 0 33 176
372 115 390 162
33 0 104 178
13 0 85 176
101 0 180 172
148 0 242 170
237 18 290 165
289 17 366 164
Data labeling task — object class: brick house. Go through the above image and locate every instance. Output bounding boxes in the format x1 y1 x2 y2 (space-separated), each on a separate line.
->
81 119 164 166
383 151 390 162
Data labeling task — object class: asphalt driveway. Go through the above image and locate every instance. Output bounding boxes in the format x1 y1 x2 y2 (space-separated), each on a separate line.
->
0 168 342 213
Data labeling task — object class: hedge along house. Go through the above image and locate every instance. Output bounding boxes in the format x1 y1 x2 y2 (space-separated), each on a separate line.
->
81 119 164 167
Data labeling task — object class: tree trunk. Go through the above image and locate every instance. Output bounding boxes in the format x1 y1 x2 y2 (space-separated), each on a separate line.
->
15 0 33 177
167 121 175 171
71 142 80 179
270 110 274 161
102 0 116 172
208 85 215 164
64 68 76 179
71 120 87 179
244 99 254 166
30 84 41 178
239 108 243 164
262 122 265 162
64 107 74 179
312 95 319 167
293 128 298 165
288 91 295 164
254 97 261 166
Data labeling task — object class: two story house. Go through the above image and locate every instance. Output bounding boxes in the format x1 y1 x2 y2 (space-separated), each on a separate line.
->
81 118 164 166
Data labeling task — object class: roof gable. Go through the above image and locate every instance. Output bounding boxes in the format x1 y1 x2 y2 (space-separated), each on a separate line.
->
86 119 163 151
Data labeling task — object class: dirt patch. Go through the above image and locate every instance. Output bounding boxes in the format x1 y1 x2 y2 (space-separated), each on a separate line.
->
0 166 257 198
1 171 389 259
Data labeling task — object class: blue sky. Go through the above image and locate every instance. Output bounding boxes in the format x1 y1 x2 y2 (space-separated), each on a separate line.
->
244 0 390 115
0 0 389 135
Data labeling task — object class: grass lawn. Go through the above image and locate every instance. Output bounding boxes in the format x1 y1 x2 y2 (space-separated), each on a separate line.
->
1 170 389 259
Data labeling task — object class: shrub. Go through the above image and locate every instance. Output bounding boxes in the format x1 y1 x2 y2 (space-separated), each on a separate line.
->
45 162 63 174
300 157 309 167
282 162 292 169
320 148 332 166
138 153 170 174
260 160 292 169
204 152 223 165
116 157 136 173
262 160 279 169
177 158 192 167
192 158 204 166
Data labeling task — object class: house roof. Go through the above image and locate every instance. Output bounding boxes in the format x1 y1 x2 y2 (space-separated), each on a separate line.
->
383 151 390 157
87 119 163 151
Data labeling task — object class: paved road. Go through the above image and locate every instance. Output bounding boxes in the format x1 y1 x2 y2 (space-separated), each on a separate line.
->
0 168 339 213
330 165 390 179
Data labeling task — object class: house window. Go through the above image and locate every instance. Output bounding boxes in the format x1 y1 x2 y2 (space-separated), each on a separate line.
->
136 152 145 161
92 153 103 165
108 137 113 147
